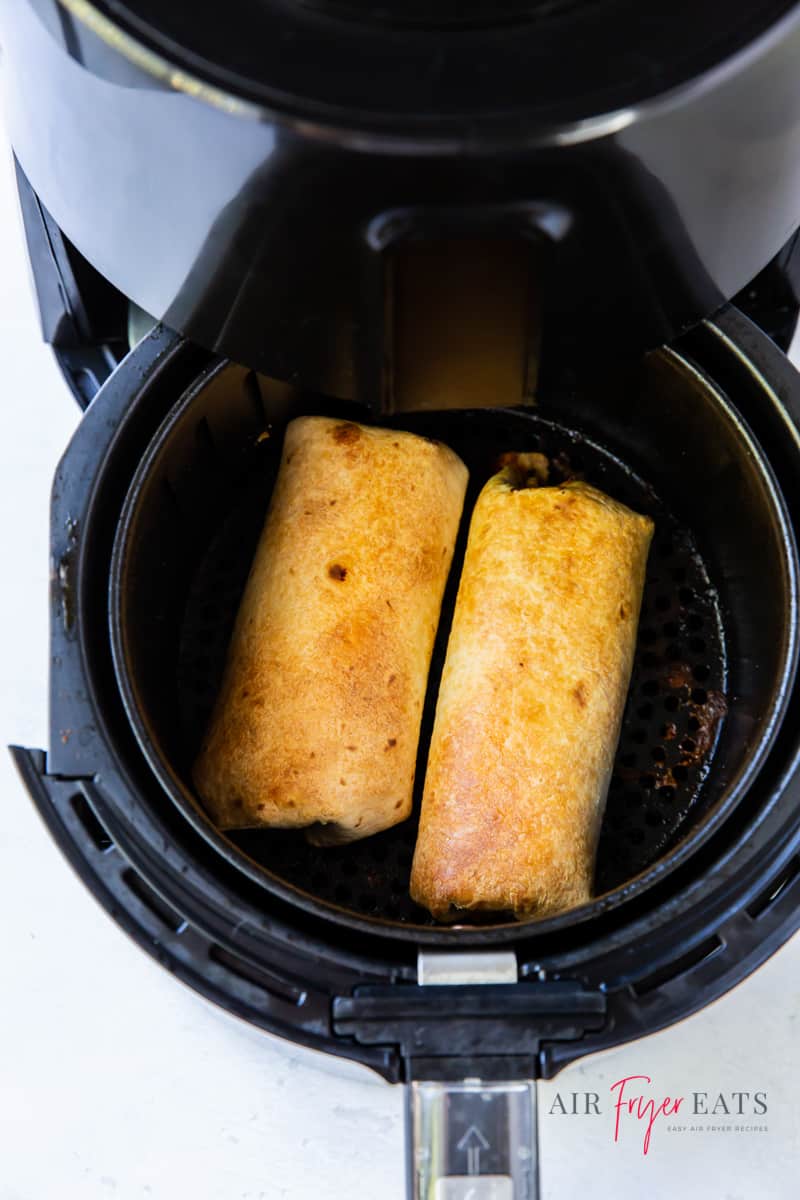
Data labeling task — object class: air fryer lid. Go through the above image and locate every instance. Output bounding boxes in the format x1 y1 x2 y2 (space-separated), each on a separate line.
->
70 0 798 126
5 1 800 396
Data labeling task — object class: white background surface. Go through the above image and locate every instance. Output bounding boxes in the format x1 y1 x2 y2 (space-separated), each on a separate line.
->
0 125 799 1198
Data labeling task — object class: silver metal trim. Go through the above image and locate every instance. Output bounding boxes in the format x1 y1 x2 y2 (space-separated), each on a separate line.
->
417 951 518 986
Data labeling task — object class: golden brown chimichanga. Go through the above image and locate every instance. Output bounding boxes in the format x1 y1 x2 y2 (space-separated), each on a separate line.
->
193 415 468 845
410 469 653 920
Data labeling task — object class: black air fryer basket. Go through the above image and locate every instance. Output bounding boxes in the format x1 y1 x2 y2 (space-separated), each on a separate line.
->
7 0 800 1195
13 305 800 1193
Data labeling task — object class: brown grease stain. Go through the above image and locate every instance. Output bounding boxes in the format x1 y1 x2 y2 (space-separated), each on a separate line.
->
614 688 728 792
666 662 694 690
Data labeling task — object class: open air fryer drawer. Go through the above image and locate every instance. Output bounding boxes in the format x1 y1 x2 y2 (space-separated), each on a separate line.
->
13 301 800 1090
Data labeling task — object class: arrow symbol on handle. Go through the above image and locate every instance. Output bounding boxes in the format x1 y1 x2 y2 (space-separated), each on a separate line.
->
457 1125 489 1176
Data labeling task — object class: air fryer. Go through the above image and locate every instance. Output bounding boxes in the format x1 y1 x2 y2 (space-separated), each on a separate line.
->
5 2 800 1197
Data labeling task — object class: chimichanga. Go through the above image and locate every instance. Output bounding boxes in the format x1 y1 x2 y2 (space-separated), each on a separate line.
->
193 415 468 845
410 468 653 919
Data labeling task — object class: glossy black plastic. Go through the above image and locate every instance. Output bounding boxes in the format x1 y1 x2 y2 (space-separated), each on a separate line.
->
108 345 797 938
14 310 800 1083
4 1 800 398
67 0 797 126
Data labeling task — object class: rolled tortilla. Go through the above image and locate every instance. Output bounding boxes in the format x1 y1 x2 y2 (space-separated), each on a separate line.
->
193 415 468 845
410 469 654 919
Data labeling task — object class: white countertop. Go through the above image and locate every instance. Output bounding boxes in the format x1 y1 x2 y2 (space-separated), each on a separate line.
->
0 131 798 1200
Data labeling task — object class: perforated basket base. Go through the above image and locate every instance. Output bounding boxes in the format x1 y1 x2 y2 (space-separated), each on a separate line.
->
175 406 726 926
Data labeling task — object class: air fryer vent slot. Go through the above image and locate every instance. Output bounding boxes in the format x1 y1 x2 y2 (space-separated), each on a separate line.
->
195 416 216 456
208 944 307 1007
632 935 723 996
160 477 182 517
244 371 266 423
70 792 113 852
121 868 187 934
747 857 800 920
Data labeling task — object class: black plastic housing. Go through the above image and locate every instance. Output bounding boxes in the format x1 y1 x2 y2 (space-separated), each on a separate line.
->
4 1 800 400
7 3 800 1085
107 342 796 935
13 307 800 1086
